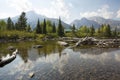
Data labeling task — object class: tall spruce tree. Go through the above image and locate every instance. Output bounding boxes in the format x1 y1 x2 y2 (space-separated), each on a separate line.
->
17 12 27 30
89 25 95 36
43 19 47 34
11 22 15 30
26 24 31 32
113 27 117 37
52 22 56 33
57 17 64 37
7 17 13 30
106 24 111 37
36 19 42 34
72 24 76 33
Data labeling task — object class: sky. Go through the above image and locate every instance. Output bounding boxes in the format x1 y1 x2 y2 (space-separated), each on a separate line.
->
0 0 120 23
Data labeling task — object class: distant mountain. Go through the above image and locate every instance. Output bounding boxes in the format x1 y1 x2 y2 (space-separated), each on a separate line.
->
71 16 120 29
2 11 120 30
3 11 70 29
71 17 100 29
88 16 120 28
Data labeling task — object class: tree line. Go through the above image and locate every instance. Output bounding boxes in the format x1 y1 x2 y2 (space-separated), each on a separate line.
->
0 11 119 40
71 24 118 38
0 12 65 40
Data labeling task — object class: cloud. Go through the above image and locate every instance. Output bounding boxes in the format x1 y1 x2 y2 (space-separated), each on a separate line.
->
116 9 120 18
0 12 15 18
7 0 32 12
35 0 71 22
80 5 114 19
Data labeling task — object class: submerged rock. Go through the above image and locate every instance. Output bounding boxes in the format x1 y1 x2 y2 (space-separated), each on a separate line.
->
29 72 35 78
33 45 43 48
7 46 15 51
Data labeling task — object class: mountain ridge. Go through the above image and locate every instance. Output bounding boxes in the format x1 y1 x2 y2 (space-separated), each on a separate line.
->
2 11 70 29
71 16 120 29
1 11 120 29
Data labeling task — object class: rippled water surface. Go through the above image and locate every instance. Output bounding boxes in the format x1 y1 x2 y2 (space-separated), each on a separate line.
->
0 41 120 80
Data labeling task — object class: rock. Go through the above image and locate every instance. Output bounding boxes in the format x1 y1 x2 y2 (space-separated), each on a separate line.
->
29 72 35 78
58 41 69 46
33 45 43 48
7 46 15 51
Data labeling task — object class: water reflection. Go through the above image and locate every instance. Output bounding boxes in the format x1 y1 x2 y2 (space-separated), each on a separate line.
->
0 41 120 80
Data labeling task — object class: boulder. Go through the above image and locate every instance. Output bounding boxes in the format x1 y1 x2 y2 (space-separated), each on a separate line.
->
58 41 69 46
29 72 35 78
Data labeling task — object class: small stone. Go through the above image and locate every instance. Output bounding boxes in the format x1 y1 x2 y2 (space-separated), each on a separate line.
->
29 72 35 78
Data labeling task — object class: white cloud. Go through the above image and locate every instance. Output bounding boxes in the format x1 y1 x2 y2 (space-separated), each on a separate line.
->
35 0 71 22
116 9 120 18
80 5 114 19
7 0 32 12
0 12 15 18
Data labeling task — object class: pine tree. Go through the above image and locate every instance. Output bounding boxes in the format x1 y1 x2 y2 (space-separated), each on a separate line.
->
36 19 42 34
11 22 15 30
43 19 47 34
89 25 95 36
106 24 111 37
113 27 117 37
57 17 64 37
15 23 19 30
7 17 13 30
72 24 76 33
17 12 27 30
26 24 31 32
52 22 56 33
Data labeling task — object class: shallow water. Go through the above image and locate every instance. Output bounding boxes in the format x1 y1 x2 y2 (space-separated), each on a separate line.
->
0 41 120 80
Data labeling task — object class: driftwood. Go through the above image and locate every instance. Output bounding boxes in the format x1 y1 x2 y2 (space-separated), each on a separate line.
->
97 39 120 48
75 37 96 47
0 49 18 67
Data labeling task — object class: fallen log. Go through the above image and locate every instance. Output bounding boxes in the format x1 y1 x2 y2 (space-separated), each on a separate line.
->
0 49 18 67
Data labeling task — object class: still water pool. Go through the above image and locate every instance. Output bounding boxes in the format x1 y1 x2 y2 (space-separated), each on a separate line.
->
0 41 120 80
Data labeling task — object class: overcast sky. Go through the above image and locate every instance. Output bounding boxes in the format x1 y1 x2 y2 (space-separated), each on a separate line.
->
0 0 120 23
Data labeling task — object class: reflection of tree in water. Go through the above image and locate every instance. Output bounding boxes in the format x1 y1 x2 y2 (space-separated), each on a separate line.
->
15 42 34 63
19 48 28 63
58 46 64 57
0 41 65 62
0 43 14 58
37 41 64 58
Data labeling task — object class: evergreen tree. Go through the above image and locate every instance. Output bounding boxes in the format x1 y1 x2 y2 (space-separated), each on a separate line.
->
106 24 111 37
7 17 13 30
72 24 76 33
113 27 117 37
11 22 15 30
57 17 64 37
89 25 95 36
26 24 31 32
52 22 56 33
43 19 47 34
102 24 111 37
46 20 52 33
36 19 42 34
15 23 19 30
17 12 27 30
